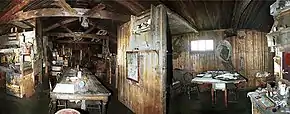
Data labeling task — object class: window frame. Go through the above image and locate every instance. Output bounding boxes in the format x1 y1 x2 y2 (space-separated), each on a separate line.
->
190 39 215 52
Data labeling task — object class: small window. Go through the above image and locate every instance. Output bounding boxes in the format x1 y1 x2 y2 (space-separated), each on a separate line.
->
191 40 214 51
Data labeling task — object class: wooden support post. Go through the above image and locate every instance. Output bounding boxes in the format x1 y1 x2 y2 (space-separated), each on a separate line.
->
101 101 107 114
211 87 215 105
224 89 228 108
36 18 43 85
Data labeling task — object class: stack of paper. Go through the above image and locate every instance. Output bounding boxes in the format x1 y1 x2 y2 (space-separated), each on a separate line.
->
53 84 75 93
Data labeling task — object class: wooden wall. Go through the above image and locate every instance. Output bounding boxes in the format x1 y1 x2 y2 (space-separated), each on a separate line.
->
116 5 167 114
173 30 224 72
230 30 274 87
117 22 163 114
173 30 274 87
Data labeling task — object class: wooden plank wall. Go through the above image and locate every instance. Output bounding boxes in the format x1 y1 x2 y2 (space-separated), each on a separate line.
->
173 30 225 72
117 22 163 114
230 30 274 87
116 5 168 114
172 30 273 87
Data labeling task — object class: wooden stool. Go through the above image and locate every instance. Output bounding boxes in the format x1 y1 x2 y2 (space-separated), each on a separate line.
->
211 83 227 107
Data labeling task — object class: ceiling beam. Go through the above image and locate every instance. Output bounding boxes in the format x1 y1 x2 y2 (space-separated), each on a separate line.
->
21 0 52 11
46 32 108 39
83 3 106 16
166 8 198 33
11 21 32 29
56 40 100 44
43 18 78 32
60 25 74 33
24 19 36 28
0 0 34 22
1 8 130 24
21 21 35 28
57 0 77 14
47 32 117 43
115 0 145 15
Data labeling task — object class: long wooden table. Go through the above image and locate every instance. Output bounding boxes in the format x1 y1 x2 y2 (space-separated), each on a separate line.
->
50 68 111 114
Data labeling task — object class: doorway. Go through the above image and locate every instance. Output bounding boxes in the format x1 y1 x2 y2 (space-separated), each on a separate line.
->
283 52 290 81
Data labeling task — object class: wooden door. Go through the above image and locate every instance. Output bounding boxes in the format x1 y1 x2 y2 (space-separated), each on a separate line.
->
283 52 290 81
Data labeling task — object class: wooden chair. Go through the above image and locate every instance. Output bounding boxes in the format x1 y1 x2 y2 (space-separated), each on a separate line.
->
86 100 102 113
182 71 200 100
227 81 247 104
171 69 183 98
227 83 238 103
211 83 227 107
171 69 200 99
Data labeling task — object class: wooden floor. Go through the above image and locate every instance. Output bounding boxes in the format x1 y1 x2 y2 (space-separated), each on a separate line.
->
169 90 253 114
0 83 253 114
0 87 133 114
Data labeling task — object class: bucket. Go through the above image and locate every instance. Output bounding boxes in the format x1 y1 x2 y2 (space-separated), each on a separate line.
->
55 109 81 114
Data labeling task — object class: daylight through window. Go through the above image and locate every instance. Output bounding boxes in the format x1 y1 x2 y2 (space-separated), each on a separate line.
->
191 40 214 51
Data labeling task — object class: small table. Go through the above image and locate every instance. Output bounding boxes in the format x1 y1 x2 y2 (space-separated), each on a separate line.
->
50 68 111 114
247 92 276 114
191 71 246 107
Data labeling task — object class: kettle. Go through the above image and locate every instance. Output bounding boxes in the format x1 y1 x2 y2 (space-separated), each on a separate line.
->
279 83 290 97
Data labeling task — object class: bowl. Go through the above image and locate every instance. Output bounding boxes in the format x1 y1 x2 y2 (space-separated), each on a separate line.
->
55 108 80 114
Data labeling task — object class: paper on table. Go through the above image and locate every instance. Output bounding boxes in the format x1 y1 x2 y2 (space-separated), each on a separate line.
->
196 74 204 77
203 74 212 78
53 84 75 93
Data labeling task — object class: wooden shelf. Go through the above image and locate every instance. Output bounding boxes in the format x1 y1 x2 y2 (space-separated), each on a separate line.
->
21 53 31 56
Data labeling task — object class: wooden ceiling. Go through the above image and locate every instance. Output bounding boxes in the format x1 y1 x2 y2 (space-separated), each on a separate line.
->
163 0 275 32
120 0 275 32
0 0 275 33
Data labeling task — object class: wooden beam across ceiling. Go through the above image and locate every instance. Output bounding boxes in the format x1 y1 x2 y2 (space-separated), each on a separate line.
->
1 8 130 24
58 0 77 14
46 32 109 39
115 0 145 15
22 0 52 11
84 24 96 34
83 3 106 16
43 18 78 32
11 21 32 29
56 40 100 44
0 0 34 22
46 32 117 43
60 25 74 33
24 19 36 27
